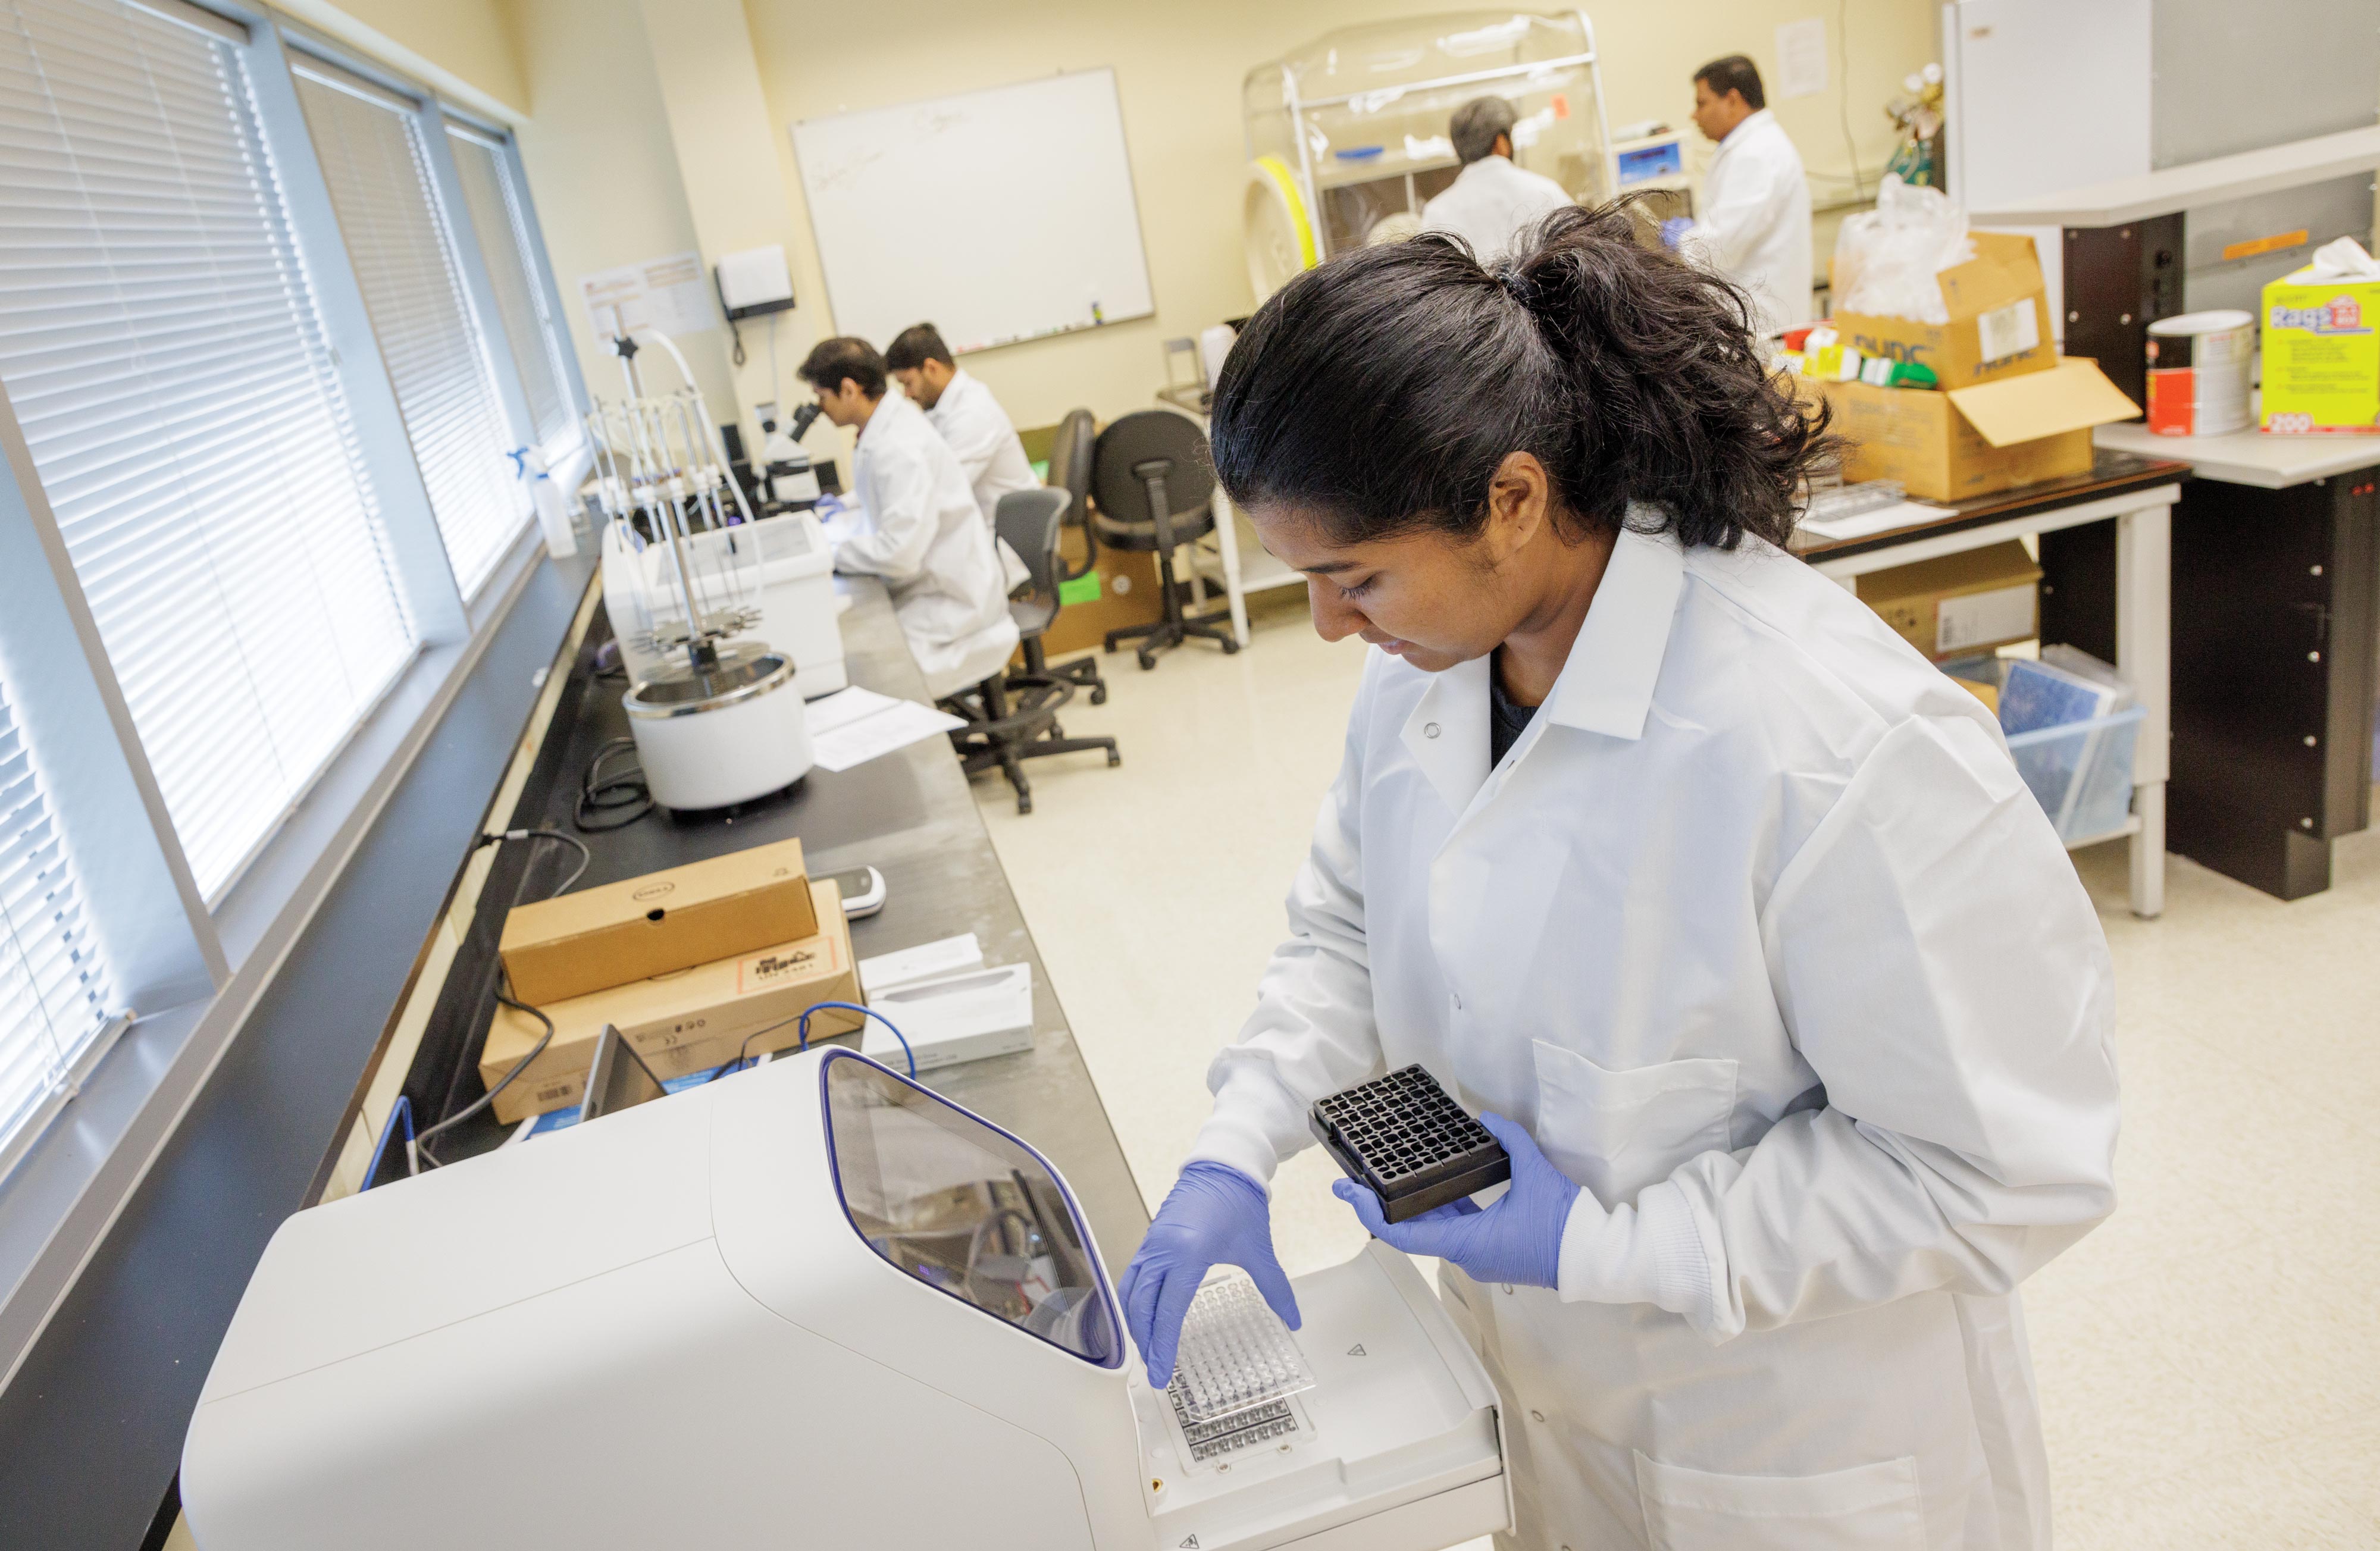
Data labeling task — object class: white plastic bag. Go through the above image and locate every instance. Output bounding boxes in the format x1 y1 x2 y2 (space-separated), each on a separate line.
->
1833 175 1975 324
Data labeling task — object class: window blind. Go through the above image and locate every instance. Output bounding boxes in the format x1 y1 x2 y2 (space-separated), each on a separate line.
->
446 123 572 446
293 62 528 597
0 0 416 901
0 670 116 1164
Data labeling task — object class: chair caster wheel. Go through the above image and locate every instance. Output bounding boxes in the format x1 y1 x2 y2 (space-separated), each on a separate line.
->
1106 751 1122 767
1137 652 1157 671
1017 795 1032 814
1090 685 1108 705
1222 638 1242 654
1103 641 1119 654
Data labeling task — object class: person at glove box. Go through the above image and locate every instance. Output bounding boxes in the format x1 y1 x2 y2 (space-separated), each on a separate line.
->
1123 203 2119 1551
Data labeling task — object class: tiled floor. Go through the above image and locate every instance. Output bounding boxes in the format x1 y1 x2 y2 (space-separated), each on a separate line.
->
975 589 2380 1550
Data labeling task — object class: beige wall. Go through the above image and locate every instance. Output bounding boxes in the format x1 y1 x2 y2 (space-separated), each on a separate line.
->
502 0 744 418
741 0 1941 430
276 0 526 117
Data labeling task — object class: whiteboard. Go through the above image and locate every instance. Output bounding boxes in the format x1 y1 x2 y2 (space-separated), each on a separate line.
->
792 70 1154 356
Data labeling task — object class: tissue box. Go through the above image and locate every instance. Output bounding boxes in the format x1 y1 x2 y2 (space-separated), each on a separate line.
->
2262 247 2380 434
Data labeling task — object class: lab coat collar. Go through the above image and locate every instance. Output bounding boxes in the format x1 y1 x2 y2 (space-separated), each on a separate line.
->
1399 653 1493 818
1394 521 1682 815
857 391 919 452
1718 108 1777 154
1542 521 1686 741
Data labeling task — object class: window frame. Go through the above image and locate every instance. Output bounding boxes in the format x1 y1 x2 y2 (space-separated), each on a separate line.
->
0 0 592 1393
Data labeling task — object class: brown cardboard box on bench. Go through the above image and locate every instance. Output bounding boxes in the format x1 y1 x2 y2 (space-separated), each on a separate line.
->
481 878 860 1123
497 837 815 1005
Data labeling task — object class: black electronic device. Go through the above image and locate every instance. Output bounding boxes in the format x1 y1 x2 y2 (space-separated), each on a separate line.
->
1309 1065 1510 1224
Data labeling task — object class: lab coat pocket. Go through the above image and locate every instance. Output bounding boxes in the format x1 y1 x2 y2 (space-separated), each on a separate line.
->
1530 1041 1734 1206
1636 1451 1927 1551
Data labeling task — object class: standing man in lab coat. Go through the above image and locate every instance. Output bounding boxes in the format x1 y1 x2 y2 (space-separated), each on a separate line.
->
885 322 1035 591
1681 54 1814 335
1419 95 1574 264
1122 206 2116 1550
798 336 1018 699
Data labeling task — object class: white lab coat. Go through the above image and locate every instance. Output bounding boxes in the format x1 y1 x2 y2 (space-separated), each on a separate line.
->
926 369 1037 593
1189 524 2118 1551
1682 108 1814 336
836 393 1019 698
1420 154 1575 264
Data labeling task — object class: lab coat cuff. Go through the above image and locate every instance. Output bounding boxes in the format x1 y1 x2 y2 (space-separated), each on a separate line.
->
1555 1182 1712 1327
1634 1180 1718 1333
1183 1114 1283 1189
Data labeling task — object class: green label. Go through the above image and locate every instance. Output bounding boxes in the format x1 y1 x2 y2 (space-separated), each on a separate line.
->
1057 572 1102 607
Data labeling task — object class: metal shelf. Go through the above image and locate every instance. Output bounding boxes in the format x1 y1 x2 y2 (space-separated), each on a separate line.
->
1971 124 2380 227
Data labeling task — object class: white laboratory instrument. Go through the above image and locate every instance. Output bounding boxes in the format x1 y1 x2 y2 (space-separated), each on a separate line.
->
605 509 847 701
586 336 813 807
1242 11 1617 301
180 1049 1508 1550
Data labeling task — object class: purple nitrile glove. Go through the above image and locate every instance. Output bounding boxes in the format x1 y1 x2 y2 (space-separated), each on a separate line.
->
1119 1161 1301 1389
1333 1112 1578 1289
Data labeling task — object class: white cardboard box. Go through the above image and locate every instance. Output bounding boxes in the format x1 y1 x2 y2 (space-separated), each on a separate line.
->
862 961 1034 1073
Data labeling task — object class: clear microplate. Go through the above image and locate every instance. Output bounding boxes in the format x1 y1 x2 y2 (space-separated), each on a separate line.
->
1166 1268 1316 1425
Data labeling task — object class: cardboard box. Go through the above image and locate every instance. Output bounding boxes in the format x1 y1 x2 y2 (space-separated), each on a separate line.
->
1856 541 2043 660
1834 232 2059 389
1818 356 2141 502
497 838 816 1006
483 878 858 1122
2260 272 2380 434
860 961 1035 1073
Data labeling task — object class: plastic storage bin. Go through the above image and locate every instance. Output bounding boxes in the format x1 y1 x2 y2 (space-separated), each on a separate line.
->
1941 653 2144 845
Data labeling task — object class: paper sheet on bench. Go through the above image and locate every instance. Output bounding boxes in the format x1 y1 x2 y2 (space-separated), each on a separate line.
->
1800 500 1958 542
808 687 964 772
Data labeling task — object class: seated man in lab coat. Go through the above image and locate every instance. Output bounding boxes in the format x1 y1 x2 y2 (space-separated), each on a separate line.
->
1418 95 1574 264
797 336 1019 700
1678 54 1814 336
885 322 1035 591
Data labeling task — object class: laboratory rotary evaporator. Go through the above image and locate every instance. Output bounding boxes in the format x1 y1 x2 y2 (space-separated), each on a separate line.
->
588 330 849 813
178 1045 1512 1549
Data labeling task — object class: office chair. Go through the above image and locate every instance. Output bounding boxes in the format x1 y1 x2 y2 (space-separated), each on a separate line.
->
1038 408 1107 703
942 488 1122 814
1091 410 1241 669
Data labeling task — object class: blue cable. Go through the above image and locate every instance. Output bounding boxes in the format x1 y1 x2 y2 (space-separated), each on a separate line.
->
799 1001 915 1079
362 1096 415 1190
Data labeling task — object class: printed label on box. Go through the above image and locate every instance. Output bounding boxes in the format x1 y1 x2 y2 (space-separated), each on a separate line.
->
738 934 845 994
1975 300 2040 364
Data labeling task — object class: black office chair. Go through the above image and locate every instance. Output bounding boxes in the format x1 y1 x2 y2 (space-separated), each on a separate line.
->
941 488 1122 814
1036 408 1107 703
1091 410 1241 669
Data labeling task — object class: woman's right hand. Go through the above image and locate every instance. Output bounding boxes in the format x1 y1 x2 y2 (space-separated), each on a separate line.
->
1118 1162 1301 1389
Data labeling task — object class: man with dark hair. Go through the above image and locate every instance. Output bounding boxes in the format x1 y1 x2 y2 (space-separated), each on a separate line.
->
884 322 1036 590
1418 94 1573 264
1681 54 1812 335
796 335 1018 697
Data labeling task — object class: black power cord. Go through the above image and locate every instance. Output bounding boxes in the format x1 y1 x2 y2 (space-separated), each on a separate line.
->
410 829 587 1170
575 737 654 832
418 992 553 1168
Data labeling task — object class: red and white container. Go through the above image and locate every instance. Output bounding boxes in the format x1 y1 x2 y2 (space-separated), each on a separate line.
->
2145 310 2254 436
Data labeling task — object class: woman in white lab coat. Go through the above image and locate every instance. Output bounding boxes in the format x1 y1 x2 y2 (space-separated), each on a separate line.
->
797 337 1018 699
1119 205 2118 1551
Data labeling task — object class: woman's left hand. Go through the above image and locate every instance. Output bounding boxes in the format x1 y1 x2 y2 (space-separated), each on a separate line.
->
1333 1112 1580 1289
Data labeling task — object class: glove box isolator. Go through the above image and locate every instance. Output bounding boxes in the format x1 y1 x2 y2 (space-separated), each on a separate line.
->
182 1049 1508 1550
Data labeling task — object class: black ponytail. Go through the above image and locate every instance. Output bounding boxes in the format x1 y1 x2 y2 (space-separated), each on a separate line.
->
1208 199 1839 552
